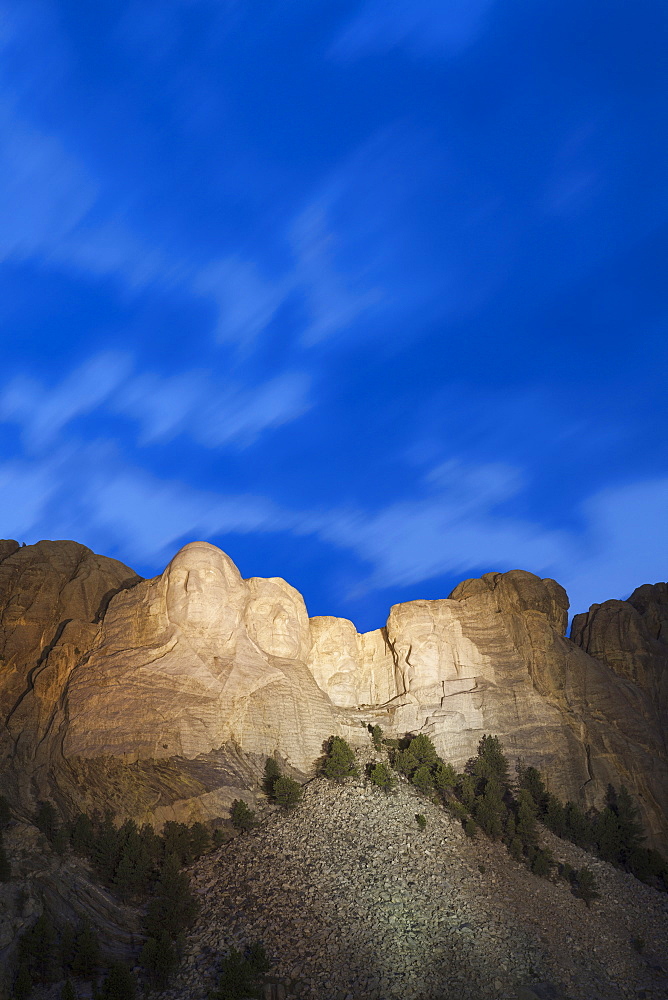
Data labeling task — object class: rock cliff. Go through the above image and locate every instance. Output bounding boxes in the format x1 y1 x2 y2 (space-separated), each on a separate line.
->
0 538 665 848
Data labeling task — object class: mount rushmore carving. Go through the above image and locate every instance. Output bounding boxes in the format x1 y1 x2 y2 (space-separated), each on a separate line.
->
0 538 665 845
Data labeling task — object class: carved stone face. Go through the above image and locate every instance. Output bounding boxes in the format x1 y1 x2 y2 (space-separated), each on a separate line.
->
395 628 442 691
308 618 361 708
165 542 246 649
245 578 307 659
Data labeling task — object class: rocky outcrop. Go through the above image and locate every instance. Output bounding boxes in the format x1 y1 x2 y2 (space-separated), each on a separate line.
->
177 747 668 1000
0 538 666 848
571 582 668 710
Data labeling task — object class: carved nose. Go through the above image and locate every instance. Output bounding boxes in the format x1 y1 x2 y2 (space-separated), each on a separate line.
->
186 572 203 594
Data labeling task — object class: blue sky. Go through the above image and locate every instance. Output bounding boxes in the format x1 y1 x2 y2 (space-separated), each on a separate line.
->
0 0 666 632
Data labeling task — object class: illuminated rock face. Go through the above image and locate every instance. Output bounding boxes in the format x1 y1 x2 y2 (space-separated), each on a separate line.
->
0 537 666 845
64 542 337 769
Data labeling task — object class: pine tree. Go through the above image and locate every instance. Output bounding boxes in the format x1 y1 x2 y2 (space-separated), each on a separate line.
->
189 821 211 858
20 912 58 984
162 821 193 866
35 801 58 843
407 734 439 769
210 943 270 1000
574 867 599 907
71 919 101 980
474 777 506 839
369 762 395 793
543 794 566 837
263 757 282 797
411 766 435 796
468 735 509 785
615 786 645 863
369 724 383 749
140 931 178 989
272 776 302 809
323 737 358 783
145 853 199 940
99 962 136 1000
433 760 457 795
564 802 593 847
515 788 539 848
70 814 94 856
230 800 257 831
516 765 547 809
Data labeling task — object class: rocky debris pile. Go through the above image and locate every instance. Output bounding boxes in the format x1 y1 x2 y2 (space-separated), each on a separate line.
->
164 748 668 1000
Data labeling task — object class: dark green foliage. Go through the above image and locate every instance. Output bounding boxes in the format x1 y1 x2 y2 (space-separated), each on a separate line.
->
369 762 395 793
144 853 199 940
415 814 427 830
140 931 178 990
18 912 58 985
61 979 77 1000
411 765 435 796
530 847 553 878
263 757 281 797
189 821 211 858
515 788 539 847
433 760 457 793
71 919 101 980
162 821 194 866
444 799 469 823
272 776 302 809
407 734 439 770
212 828 225 848
563 802 593 848
543 794 566 837
464 819 477 839
70 814 94 855
393 748 418 778
92 814 122 883
473 777 506 840
467 735 509 785
573 867 599 907
458 774 476 810
211 942 271 1000
323 737 358 783
100 962 136 1000
35 801 59 843
230 799 257 831
517 765 547 809
369 724 383 750
0 830 10 881
0 794 11 827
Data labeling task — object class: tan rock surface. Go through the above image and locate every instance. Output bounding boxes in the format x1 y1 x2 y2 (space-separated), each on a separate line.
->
571 581 668 710
0 539 666 847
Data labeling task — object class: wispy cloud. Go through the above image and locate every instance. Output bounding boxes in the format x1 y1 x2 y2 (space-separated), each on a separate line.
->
330 0 496 60
307 460 570 593
0 353 312 453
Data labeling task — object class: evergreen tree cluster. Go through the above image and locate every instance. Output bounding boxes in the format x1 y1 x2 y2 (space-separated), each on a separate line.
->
385 731 667 895
263 756 302 808
322 737 359 783
210 941 271 1000
517 767 668 888
11 805 209 997
13 913 107 1000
